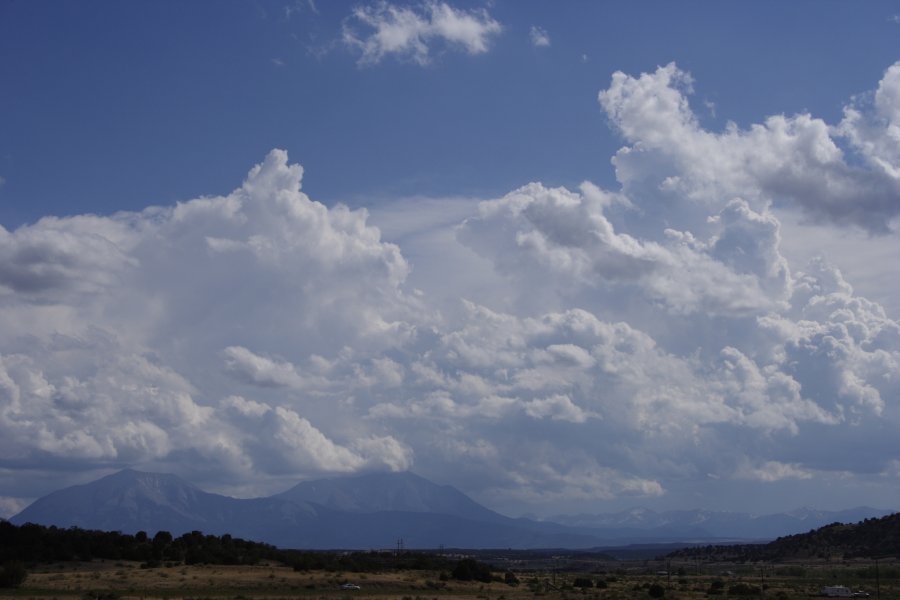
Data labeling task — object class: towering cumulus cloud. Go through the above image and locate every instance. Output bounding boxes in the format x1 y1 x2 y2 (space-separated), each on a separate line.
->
2 64 900 514
599 63 900 233
0 150 418 495
450 63 900 508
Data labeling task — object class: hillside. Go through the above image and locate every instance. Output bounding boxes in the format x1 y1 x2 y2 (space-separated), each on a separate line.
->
669 512 900 561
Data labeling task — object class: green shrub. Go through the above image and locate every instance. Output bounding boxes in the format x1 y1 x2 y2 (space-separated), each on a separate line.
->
727 583 760 595
0 562 27 588
451 558 493 583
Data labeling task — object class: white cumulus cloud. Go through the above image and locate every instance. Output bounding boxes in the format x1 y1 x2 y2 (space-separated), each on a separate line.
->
600 62 900 232
343 0 502 66
5 63 900 516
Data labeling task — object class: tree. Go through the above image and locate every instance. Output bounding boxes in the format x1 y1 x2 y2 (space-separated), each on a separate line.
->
0 561 27 588
451 558 492 582
151 530 174 561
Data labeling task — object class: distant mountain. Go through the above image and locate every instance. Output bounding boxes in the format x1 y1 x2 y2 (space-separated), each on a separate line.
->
275 471 503 523
10 469 602 549
11 470 894 550
9 469 322 543
548 506 894 540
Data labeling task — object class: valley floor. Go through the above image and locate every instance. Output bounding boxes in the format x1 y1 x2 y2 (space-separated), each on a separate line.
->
3 558 900 600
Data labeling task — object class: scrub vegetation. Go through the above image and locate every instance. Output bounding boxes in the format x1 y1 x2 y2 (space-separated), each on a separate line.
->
2 521 899 600
2 555 899 600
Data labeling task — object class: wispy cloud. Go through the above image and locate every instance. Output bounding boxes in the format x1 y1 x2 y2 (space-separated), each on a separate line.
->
737 461 814 482
343 1 502 66
529 25 550 48
284 0 319 20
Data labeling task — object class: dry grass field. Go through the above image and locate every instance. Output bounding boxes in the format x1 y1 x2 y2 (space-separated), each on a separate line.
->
3 558 899 600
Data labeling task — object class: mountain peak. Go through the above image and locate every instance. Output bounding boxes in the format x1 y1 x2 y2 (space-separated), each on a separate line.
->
103 467 191 484
10 468 217 535
275 471 501 521
13 470 894 550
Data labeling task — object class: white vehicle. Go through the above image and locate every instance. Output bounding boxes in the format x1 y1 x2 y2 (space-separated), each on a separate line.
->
822 586 852 598
340 583 361 590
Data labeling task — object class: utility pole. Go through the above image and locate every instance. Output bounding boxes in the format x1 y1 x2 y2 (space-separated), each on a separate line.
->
667 560 671 589
875 558 880 600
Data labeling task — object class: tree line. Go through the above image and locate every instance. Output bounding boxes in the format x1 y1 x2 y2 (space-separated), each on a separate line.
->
0 521 273 566
0 520 495 585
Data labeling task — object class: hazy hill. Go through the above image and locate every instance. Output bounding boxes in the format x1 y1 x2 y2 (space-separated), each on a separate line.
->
669 511 900 561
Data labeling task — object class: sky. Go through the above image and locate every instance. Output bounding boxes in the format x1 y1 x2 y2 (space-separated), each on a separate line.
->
2 0 900 520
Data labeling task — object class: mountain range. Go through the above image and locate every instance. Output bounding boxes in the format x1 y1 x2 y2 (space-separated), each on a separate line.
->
9 469 894 549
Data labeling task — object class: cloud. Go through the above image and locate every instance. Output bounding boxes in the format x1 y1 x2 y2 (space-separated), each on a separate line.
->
476 455 665 510
0 496 27 519
442 63 900 509
529 25 550 48
4 63 900 516
523 394 590 423
458 182 790 317
0 217 138 297
223 346 307 389
736 461 814 482
343 1 502 66
0 149 422 493
838 63 900 182
0 347 206 465
220 395 411 474
599 62 900 232
284 0 319 19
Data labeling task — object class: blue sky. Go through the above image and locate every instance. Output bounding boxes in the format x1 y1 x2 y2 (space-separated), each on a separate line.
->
3 1 900 520
3 1 897 224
